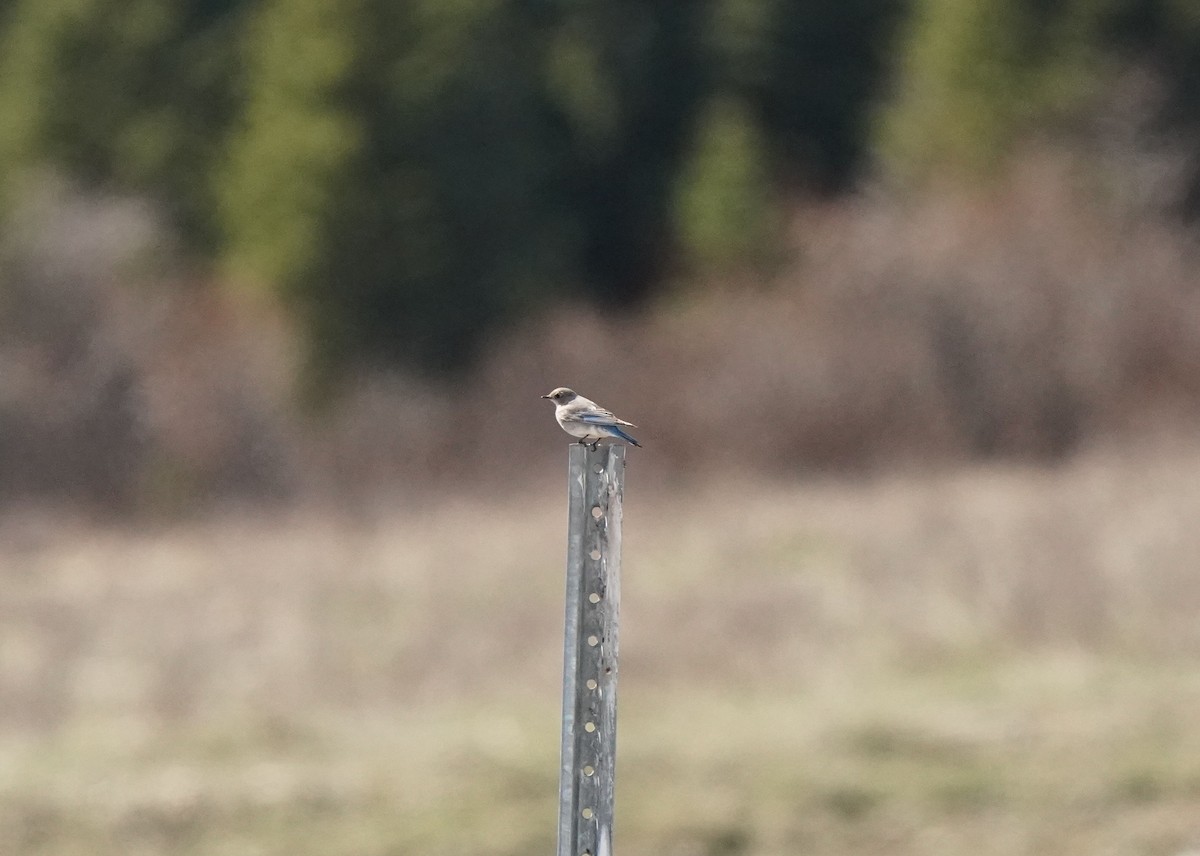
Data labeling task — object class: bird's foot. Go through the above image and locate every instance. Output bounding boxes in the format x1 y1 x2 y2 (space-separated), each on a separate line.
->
588 440 600 451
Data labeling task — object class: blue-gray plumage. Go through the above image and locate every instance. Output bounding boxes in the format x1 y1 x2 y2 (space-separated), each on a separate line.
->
541 387 642 449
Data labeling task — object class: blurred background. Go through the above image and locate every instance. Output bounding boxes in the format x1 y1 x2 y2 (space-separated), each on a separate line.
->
3 0 1200 853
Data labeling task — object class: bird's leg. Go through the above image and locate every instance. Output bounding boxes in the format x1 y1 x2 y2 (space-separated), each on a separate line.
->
589 439 600 451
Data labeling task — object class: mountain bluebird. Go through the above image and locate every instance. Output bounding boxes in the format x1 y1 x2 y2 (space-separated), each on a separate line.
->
541 387 642 449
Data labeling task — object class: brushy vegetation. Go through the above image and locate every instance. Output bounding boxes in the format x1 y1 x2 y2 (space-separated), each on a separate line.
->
3 150 1200 511
3 440 1200 855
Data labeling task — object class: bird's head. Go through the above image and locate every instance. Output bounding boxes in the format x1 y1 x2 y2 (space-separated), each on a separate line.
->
541 387 578 404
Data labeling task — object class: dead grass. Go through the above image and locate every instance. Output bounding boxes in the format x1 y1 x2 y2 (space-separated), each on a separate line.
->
4 438 1200 854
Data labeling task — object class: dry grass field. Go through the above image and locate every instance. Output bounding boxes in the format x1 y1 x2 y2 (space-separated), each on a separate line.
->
3 437 1200 855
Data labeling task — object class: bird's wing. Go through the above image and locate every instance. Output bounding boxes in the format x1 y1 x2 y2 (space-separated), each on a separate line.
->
563 405 637 428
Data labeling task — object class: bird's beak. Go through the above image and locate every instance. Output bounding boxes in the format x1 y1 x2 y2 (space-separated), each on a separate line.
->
540 394 551 399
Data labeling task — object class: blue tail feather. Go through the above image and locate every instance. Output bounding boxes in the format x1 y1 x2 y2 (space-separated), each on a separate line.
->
607 425 642 447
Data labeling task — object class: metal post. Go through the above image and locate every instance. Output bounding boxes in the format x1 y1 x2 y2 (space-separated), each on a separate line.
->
558 443 624 856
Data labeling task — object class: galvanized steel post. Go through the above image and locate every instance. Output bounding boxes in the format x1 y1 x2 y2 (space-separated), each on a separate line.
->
558 443 624 856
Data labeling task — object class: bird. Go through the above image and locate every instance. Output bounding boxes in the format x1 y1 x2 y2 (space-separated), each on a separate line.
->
541 387 642 449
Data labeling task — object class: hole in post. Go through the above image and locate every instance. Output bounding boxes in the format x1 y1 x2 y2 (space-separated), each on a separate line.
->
584 721 596 733
590 549 601 561
586 679 597 690
591 506 603 519
583 765 595 776
582 808 594 819
587 635 599 647
588 592 601 604
593 464 603 474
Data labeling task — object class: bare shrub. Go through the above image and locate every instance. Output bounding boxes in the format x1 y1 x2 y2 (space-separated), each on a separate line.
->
0 181 299 514
4 148 1200 513
455 148 1200 481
